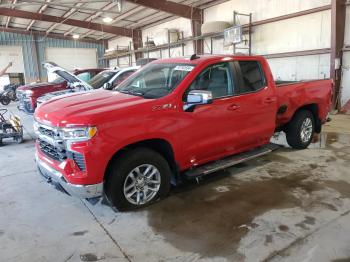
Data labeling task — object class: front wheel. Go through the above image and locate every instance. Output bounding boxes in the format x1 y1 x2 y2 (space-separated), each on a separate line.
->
104 148 171 211
0 96 10 106
285 109 315 149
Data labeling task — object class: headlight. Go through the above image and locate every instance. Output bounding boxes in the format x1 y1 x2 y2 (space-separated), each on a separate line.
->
59 126 97 141
24 90 33 97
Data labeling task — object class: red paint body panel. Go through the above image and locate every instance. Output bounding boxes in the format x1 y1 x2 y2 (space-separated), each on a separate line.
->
34 55 333 186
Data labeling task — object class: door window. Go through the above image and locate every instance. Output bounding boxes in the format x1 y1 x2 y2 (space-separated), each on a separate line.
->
236 61 266 94
187 63 233 99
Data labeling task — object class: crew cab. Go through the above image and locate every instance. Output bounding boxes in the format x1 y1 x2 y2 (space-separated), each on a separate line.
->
34 55 333 210
36 64 139 108
16 67 104 114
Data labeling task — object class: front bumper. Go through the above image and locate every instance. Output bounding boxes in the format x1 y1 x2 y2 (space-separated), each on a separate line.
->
36 154 103 199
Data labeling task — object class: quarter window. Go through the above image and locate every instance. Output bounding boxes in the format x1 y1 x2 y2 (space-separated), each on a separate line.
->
237 61 266 94
188 63 233 99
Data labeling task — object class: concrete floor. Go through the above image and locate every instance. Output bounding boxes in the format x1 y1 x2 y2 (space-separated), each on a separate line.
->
1 103 350 262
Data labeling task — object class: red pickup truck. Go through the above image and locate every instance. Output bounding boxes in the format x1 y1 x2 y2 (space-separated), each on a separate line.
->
34 55 332 210
16 68 103 114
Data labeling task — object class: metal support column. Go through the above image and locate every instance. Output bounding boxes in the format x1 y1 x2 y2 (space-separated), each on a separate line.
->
330 0 346 110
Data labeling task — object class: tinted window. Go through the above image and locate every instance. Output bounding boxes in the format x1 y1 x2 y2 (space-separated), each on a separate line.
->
188 63 233 99
88 71 117 89
237 61 265 94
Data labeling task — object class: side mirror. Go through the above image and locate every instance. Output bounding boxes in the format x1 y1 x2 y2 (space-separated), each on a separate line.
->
103 82 111 90
183 90 213 112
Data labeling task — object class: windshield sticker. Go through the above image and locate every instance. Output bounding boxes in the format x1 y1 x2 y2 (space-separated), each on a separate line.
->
174 65 194 72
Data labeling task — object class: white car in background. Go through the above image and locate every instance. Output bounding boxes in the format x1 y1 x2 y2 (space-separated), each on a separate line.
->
36 63 139 108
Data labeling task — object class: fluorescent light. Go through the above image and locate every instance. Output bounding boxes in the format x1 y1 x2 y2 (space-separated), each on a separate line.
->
72 34 80 39
103 17 113 23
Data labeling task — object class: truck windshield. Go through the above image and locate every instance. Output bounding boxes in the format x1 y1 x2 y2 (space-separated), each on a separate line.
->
116 63 195 98
88 71 117 89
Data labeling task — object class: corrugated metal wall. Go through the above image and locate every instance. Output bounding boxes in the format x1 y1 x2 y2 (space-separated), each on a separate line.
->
0 31 106 83
0 32 39 82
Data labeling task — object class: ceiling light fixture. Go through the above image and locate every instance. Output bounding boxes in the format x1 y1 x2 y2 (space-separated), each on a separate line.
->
103 17 113 23
72 34 80 39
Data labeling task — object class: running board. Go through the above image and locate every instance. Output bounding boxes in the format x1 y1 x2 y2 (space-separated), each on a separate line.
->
184 143 280 178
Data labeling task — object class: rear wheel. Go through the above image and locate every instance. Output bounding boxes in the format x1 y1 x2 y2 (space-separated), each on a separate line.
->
104 148 171 211
285 110 315 149
0 96 10 106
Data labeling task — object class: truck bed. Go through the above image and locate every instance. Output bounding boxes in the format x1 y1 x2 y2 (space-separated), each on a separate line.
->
275 79 333 127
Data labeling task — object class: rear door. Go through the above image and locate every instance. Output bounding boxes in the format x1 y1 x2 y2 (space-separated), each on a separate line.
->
232 60 278 148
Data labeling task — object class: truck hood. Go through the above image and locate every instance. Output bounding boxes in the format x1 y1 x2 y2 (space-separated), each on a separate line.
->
37 88 83 104
17 82 59 91
35 89 148 127
43 62 92 90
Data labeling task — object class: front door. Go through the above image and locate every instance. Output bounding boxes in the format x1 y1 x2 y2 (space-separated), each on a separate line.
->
177 62 243 166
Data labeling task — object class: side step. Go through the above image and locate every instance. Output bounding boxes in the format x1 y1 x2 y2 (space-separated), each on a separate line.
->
184 143 280 178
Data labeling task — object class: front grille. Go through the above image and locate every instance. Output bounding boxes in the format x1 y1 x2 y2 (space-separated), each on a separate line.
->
38 126 55 138
37 123 86 171
38 138 67 162
72 152 86 171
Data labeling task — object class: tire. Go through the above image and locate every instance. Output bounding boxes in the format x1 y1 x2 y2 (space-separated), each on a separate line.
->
104 148 171 211
285 110 315 149
0 96 10 106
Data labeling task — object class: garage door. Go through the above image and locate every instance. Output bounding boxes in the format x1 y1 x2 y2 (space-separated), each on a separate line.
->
0 45 25 74
0 45 25 88
45 47 98 71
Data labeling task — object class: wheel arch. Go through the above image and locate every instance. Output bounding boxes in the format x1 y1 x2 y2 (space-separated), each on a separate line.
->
104 138 180 186
288 103 321 133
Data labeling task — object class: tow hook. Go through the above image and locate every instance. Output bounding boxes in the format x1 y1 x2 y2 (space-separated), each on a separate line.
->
47 177 52 183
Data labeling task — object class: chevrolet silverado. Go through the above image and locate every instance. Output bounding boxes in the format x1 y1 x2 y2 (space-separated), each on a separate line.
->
34 55 333 210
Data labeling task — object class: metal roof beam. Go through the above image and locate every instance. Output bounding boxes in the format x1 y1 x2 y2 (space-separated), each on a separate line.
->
0 7 139 37
126 0 202 20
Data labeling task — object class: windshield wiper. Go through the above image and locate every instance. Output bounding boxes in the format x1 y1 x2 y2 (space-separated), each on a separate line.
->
118 90 144 97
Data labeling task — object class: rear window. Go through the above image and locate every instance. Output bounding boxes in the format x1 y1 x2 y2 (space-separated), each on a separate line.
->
237 61 266 94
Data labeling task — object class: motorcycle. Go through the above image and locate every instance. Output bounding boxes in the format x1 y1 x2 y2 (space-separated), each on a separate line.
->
3 84 19 101
0 108 23 145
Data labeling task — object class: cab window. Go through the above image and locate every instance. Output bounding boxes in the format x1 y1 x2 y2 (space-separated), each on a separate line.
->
236 61 266 94
187 63 233 99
